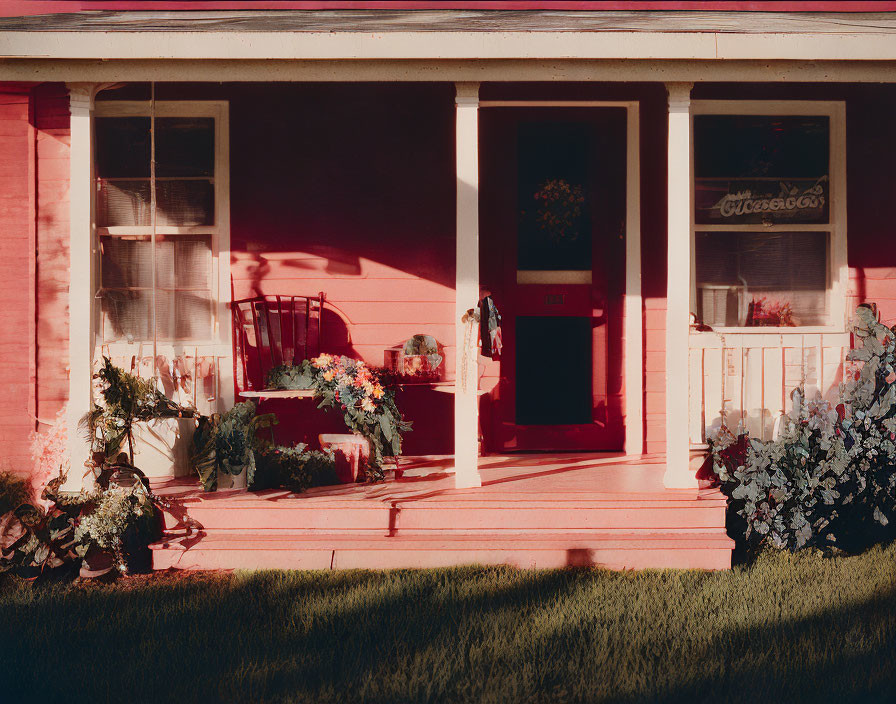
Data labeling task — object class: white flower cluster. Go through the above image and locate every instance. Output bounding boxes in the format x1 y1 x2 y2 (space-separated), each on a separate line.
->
73 484 150 551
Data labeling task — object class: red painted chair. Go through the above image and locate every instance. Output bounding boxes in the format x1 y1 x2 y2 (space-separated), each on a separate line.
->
231 293 325 394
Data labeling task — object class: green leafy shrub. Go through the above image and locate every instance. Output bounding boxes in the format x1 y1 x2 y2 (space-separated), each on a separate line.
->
254 444 338 493
0 472 31 517
1 466 160 578
709 304 896 553
84 357 197 463
190 401 276 491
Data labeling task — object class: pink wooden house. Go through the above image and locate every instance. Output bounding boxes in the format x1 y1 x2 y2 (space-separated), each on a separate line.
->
1 0 895 570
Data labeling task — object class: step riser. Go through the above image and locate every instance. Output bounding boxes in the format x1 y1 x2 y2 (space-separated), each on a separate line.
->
152 546 732 571
165 506 728 532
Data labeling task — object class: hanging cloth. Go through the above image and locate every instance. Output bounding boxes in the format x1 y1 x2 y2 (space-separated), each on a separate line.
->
479 295 503 359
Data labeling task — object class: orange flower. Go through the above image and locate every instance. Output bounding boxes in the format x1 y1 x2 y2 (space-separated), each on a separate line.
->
322 369 336 382
371 384 385 399
312 354 334 369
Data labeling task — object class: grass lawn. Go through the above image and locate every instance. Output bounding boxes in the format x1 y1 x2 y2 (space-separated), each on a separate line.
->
1 545 895 704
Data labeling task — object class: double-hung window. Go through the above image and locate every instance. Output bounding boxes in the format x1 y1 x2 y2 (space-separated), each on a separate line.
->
691 101 846 331
93 100 230 407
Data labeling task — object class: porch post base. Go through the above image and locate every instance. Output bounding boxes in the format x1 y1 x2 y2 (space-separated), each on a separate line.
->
451 466 483 489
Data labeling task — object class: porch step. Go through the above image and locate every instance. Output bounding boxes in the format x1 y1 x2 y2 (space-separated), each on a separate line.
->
157 491 729 534
149 530 734 571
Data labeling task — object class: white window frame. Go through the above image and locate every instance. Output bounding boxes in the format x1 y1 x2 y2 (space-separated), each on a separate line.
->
93 100 233 406
689 100 847 334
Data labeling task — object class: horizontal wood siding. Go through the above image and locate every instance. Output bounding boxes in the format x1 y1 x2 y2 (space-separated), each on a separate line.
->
0 87 34 469
226 83 457 453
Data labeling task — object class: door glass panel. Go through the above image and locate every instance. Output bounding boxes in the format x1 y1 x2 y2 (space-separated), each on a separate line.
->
516 316 592 425
517 122 592 271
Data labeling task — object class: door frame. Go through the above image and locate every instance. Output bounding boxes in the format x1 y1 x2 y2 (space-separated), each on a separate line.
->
479 100 643 455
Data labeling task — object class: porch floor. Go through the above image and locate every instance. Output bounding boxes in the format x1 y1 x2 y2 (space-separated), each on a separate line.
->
149 453 734 571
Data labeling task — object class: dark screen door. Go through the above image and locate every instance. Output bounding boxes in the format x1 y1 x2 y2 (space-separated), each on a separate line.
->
480 108 627 452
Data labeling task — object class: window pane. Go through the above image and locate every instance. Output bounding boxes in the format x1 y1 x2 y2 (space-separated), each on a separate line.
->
175 291 213 340
695 231 828 327
175 236 212 289
95 117 150 178
97 179 151 227
97 179 213 227
516 316 592 424
517 122 592 271
156 118 215 177
156 180 214 226
694 116 829 179
100 235 213 342
101 236 153 289
101 290 152 342
694 115 829 225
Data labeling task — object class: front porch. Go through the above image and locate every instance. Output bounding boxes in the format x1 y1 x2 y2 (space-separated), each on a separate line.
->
150 453 733 571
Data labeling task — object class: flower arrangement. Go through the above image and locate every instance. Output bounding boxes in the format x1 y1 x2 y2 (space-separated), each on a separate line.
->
266 354 412 480
73 482 156 569
708 304 896 554
532 178 586 243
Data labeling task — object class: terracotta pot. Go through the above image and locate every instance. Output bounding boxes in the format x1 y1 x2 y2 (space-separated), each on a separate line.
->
318 433 370 483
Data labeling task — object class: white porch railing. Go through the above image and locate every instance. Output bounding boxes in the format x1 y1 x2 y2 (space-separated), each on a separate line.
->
688 331 852 445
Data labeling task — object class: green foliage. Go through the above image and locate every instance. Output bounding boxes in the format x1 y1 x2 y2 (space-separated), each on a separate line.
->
265 362 315 390
710 304 896 553
253 443 338 493
267 355 412 481
84 357 197 462
190 401 277 492
0 472 31 517
1 466 159 578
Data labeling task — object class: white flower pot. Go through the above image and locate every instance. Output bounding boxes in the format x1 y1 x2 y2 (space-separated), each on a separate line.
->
130 418 196 478
216 466 247 491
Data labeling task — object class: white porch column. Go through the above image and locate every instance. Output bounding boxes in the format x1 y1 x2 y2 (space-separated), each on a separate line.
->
452 82 482 489
63 83 97 491
663 82 697 489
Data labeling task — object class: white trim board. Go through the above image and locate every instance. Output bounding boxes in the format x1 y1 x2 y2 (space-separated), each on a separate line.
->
480 100 644 456
3 59 895 84
4 30 896 61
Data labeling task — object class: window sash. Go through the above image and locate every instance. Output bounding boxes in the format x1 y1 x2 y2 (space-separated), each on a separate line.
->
93 101 228 347
689 100 846 333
